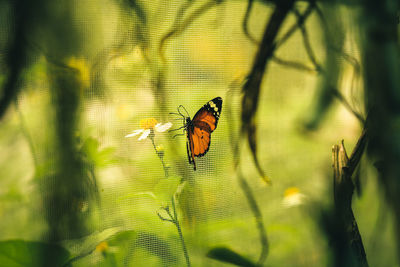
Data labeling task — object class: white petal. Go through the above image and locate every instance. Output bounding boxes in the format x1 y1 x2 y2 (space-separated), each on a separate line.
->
282 193 305 208
125 129 143 138
155 122 173 132
138 129 151 140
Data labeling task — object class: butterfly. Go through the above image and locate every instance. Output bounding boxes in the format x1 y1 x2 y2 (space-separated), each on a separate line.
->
170 97 223 170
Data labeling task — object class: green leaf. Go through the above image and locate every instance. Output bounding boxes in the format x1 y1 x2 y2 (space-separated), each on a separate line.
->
206 246 257 267
61 228 137 266
82 136 100 156
116 191 157 203
153 176 181 203
95 147 117 167
0 240 70 267
81 137 116 167
107 230 137 247
61 227 127 258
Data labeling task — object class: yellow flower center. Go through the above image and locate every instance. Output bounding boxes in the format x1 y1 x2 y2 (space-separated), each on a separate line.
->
140 118 158 130
96 241 108 252
284 187 300 197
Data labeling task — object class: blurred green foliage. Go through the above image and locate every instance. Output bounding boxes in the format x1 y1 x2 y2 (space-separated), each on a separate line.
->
0 0 399 266
0 240 70 267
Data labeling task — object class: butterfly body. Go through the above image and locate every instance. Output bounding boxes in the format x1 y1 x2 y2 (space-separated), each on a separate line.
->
182 97 222 170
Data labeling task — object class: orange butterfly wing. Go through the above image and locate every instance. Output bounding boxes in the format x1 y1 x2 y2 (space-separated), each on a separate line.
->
192 109 217 132
186 97 222 170
191 121 212 157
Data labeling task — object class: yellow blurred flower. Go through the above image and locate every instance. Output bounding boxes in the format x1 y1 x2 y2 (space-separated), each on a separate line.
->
233 69 247 82
116 104 131 120
66 57 90 89
125 118 172 140
95 241 108 253
132 45 145 62
282 187 305 207
284 187 300 196
156 144 165 153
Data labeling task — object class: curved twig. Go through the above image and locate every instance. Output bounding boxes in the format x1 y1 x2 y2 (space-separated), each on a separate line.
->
275 1 315 50
242 0 258 44
292 7 321 71
226 78 269 265
332 88 365 124
241 0 295 184
272 55 317 73
271 2 317 74
238 171 269 265
159 0 219 62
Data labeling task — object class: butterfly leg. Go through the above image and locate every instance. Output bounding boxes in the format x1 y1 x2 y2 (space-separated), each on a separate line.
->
169 125 185 132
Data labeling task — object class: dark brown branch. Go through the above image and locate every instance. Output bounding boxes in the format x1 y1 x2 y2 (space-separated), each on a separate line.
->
244 1 318 74
275 2 315 50
241 0 295 184
0 1 34 120
346 130 367 174
360 0 400 259
331 130 369 267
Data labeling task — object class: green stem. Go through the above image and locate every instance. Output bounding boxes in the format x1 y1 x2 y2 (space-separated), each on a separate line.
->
150 135 169 177
150 133 189 265
171 197 191 267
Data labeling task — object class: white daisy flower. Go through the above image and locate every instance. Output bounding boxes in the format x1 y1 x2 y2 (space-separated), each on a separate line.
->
282 187 306 208
125 118 172 140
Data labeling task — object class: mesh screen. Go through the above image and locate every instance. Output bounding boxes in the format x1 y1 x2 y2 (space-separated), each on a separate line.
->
0 0 398 266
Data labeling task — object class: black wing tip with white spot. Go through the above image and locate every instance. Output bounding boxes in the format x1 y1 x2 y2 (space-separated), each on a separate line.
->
211 97 222 107
205 97 222 121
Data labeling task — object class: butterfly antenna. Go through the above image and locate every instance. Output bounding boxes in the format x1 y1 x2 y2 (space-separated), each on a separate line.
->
176 106 185 118
178 105 190 118
169 112 185 121
172 133 185 138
